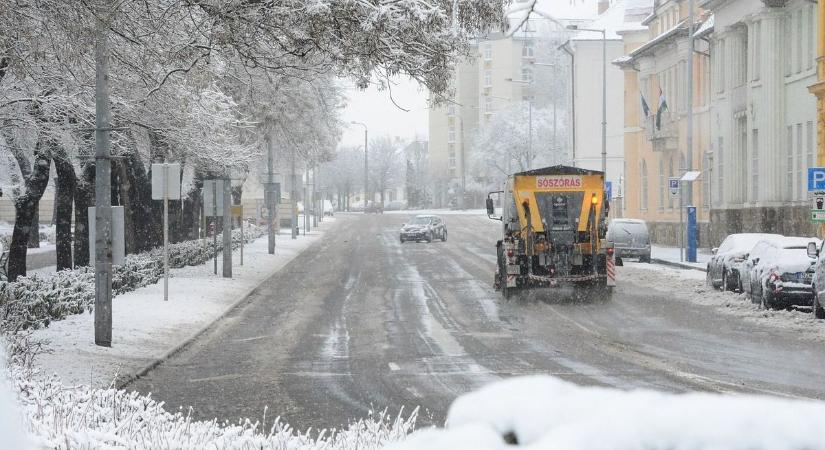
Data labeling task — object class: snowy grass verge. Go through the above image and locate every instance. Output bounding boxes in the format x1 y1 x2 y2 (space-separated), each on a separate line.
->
0 226 264 332
618 262 825 342
391 375 825 450
3 334 415 449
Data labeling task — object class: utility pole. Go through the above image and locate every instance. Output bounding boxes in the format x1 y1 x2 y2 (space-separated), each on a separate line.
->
266 132 275 254
94 12 113 347
291 150 297 239
222 174 232 278
686 0 695 205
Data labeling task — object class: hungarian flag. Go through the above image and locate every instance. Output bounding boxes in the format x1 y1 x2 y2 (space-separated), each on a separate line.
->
640 93 650 118
656 88 668 130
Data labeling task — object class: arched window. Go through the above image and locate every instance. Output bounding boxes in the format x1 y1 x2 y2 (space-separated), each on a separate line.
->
641 160 648 211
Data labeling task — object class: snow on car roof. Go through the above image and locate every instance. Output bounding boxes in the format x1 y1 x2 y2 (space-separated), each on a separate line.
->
612 218 646 224
719 233 782 254
778 236 821 248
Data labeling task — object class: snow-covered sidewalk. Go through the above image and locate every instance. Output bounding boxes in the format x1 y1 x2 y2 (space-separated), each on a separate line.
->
619 261 825 342
30 219 339 388
650 244 711 271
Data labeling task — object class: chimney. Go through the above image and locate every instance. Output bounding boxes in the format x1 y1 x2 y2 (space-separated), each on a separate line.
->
598 0 610 15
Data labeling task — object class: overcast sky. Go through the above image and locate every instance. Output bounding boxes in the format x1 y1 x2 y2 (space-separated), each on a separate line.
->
339 78 430 149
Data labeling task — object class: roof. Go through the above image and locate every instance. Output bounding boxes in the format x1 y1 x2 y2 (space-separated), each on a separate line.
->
515 165 604 176
693 14 714 38
625 20 688 60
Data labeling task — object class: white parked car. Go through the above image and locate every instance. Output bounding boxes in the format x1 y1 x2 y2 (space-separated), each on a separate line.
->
742 237 819 309
707 233 782 292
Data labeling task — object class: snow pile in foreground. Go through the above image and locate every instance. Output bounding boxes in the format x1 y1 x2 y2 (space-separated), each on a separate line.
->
390 375 825 450
0 344 34 450
9 359 415 449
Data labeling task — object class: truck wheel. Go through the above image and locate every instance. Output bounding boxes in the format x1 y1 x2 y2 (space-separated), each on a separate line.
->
426 232 433 243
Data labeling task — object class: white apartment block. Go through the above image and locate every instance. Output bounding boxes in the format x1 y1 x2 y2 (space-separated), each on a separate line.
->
703 0 818 238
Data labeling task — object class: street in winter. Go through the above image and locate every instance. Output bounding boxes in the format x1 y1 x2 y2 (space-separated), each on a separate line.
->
3 0 825 448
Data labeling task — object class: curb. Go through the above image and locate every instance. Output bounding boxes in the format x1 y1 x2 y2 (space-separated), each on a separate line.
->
651 258 707 272
115 221 338 390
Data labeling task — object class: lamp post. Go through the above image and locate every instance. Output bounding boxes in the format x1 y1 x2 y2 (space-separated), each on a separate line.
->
566 25 607 179
558 40 576 166
350 121 368 212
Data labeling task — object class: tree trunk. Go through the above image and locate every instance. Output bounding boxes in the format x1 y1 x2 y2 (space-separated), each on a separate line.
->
123 150 154 252
53 152 76 270
182 178 202 241
114 159 136 254
8 145 51 281
73 162 95 268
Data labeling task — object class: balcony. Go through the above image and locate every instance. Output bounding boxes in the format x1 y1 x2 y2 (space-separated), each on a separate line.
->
645 114 678 152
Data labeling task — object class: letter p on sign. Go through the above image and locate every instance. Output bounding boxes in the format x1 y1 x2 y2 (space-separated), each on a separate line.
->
809 168 825 191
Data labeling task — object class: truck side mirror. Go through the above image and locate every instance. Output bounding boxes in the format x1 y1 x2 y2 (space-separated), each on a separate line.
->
486 197 495 216
711 247 718 255
808 241 819 259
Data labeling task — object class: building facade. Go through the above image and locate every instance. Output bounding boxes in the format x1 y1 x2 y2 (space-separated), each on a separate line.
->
703 0 819 242
618 0 713 246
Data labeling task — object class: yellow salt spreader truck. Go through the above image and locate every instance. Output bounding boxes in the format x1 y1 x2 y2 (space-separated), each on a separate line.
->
486 165 616 300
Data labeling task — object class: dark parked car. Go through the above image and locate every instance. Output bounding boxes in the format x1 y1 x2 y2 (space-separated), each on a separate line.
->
707 233 781 292
400 215 447 243
743 237 819 309
607 219 651 263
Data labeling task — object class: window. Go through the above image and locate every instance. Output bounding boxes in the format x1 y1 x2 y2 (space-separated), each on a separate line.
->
641 160 649 211
719 39 726 92
808 121 815 169
521 66 533 83
738 118 747 202
785 15 793 77
658 159 665 210
484 70 492 87
787 125 794 200
448 156 456 169
447 104 456 116
808 6 816 71
751 21 760 81
717 137 724 204
796 9 803 74
737 30 748 87
668 157 674 210
483 43 492 61
448 143 455 157
797 123 804 199
448 125 456 143
522 40 534 59
703 152 711 208
484 96 493 114
752 129 759 202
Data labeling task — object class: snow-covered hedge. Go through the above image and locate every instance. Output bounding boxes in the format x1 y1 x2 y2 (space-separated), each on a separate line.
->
0 226 264 332
3 334 413 450
390 375 825 450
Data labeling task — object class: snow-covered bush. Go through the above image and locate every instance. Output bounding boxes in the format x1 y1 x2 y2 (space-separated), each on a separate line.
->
3 332 414 449
0 226 264 332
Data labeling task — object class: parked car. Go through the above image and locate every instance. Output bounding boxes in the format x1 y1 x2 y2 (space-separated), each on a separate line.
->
707 233 782 292
606 219 651 263
806 240 825 318
385 200 407 211
743 237 819 309
400 215 447 243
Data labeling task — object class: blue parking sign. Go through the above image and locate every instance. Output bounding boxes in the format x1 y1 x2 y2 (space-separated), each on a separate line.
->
808 168 825 191
605 181 612 200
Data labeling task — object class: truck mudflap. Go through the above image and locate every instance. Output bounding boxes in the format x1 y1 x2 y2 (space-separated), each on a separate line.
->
606 242 617 287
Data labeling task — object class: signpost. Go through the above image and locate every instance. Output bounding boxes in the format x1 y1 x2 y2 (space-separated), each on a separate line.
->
808 169 825 222
151 163 181 302
203 179 224 275
668 177 680 199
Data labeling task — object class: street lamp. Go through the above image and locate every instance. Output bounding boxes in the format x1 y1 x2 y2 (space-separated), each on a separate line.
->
505 77 533 170
350 121 368 213
566 25 607 179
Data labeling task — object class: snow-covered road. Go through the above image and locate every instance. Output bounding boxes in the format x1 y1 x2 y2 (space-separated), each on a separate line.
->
128 213 825 430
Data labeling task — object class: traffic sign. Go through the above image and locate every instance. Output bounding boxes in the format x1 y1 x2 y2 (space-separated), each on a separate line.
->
668 177 680 198
605 181 612 200
812 190 825 211
808 168 825 191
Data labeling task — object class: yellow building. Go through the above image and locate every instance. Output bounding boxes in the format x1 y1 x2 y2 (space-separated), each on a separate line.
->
616 1 712 246
811 0 825 167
